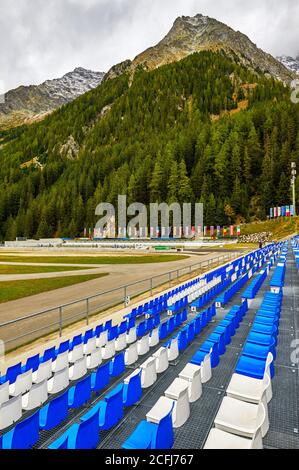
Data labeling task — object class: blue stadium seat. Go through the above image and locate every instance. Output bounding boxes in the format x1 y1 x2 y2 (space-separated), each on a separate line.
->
82 384 124 431
95 324 103 337
167 317 175 334
68 375 92 409
41 346 57 363
23 354 40 373
56 340 70 355
2 411 39 449
200 340 219 368
91 362 110 393
159 322 168 340
1 363 22 385
84 329 93 344
108 325 118 341
177 329 188 351
122 404 174 449
39 391 69 431
109 353 125 377
49 407 100 449
235 354 274 380
123 371 142 407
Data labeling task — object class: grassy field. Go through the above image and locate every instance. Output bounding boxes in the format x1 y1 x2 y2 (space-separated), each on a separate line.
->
0 265 94 275
240 217 299 239
0 254 189 265
0 273 108 304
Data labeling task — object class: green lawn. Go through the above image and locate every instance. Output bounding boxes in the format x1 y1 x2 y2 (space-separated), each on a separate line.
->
0 254 189 265
0 265 94 275
0 273 108 304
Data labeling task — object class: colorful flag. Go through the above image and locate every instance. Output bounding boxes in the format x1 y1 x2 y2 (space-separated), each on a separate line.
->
223 227 228 236
210 226 214 237
204 226 207 237
278 206 281 217
230 225 234 236
270 208 273 218
237 225 241 236
286 206 290 217
281 206 286 217
217 226 221 237
290 205 294 216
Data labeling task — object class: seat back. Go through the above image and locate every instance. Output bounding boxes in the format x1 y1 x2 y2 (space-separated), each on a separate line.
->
152 403 174 449
76 407 100 449
84 337 97 355
159 322 168 340
13 370 32 395
92 362 110 392
24 380 48 410
0 395 22 430
178 329 188 351
125 343 138 366
71 334 82 349
50 367 69 394
167 337 179 361
5 363 22 384
87 348 102 369
70 344 84 363
123 370 142 407
57 341 70 355
70 357 87 381
2 411 39 449
54 351 69 371
25 354 40 373
68 375 91 408
110 353 125 377
0 382 9 406
39 391 68 431
42 347 56 363
104 383 124 430
34 359 52 383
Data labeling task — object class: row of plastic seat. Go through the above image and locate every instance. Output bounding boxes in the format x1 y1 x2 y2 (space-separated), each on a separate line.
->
242 269 268 300
47 307 209 448
121 309 218 449
205 282 283 448
0 305 190 434
121 268 270 450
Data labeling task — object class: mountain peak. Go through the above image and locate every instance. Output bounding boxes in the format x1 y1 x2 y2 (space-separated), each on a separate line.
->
106 13 294 84
0 68 105 130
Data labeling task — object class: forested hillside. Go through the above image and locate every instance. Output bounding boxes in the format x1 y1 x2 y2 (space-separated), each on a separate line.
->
0 51 298 240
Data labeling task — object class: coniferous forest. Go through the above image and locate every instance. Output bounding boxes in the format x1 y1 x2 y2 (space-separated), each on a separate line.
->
0 51 298 240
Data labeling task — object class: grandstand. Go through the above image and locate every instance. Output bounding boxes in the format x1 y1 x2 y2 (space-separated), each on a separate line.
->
0 239 298 449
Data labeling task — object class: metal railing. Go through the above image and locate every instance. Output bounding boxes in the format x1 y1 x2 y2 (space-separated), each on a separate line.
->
0 252 239 352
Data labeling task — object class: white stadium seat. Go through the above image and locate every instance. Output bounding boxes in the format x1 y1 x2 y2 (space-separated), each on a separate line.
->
22 379 48 411
9 370 32 397
125 343 138 366
140 357 157 389
164 378 190 428
179 363 202 403
153 347 169 374
47 367 69 395
0 395 22 430
86 349 102 370
33 360 53 384
69 357 87 381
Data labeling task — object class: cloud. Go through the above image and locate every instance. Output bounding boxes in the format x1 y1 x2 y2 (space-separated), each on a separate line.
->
0 0 298 92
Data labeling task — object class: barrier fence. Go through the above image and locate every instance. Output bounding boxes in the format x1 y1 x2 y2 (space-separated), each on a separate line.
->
0 252 239 352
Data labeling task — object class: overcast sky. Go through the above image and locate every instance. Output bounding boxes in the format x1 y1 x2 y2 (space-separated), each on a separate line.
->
0 0 298 92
